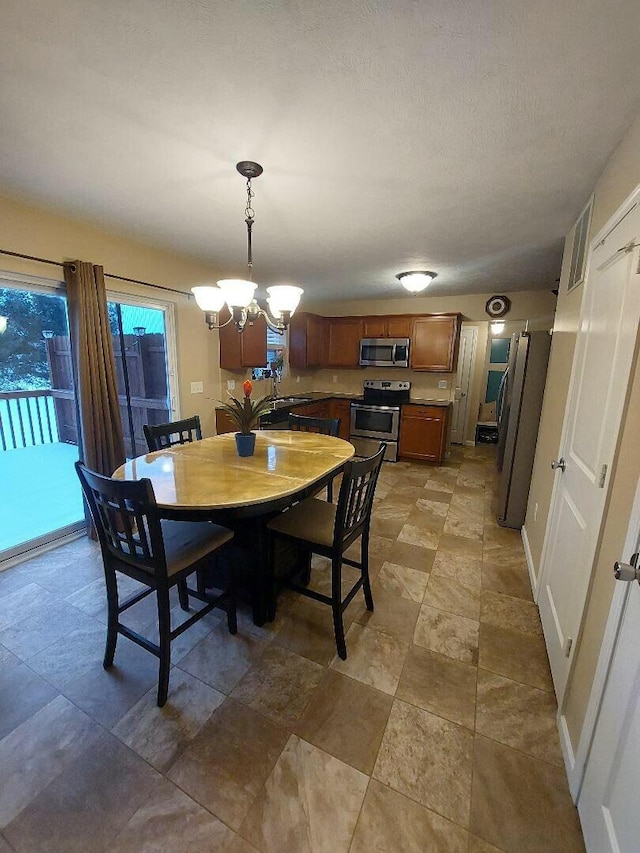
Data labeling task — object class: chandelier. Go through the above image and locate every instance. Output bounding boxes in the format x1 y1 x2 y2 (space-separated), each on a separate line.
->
192 161 303 334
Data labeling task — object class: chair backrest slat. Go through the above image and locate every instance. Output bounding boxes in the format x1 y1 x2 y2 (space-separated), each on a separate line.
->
143 415 202 451
75 461 168 576
287 414 340 436
334 442 385 547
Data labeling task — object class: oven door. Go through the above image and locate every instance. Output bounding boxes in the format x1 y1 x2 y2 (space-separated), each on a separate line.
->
350 403 400 440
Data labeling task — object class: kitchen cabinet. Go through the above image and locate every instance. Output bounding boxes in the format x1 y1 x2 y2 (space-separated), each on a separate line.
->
219 309 267 370
294 400 331 419
398 404 449 462
329 398 352 441
289 312 328 369
362 316 412 338
410 315 461 372
328 318 363 368
215 408 237 434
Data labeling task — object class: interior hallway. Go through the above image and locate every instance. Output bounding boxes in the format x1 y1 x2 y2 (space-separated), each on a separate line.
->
0 446 585 852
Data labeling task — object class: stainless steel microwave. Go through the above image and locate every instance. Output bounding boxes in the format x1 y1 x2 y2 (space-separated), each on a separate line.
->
359 338 410 368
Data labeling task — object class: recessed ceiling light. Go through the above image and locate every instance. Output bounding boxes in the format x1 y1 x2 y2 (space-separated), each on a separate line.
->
395 271 437 293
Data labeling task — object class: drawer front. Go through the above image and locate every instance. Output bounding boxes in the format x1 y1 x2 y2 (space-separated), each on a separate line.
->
404 405 445 419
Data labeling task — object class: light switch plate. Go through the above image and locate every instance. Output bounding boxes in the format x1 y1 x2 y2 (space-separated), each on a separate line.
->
227 380 236 391
437 380 448 389
190 381 204 394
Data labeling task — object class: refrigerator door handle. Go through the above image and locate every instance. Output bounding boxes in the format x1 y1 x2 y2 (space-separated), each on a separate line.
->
496 368 509 424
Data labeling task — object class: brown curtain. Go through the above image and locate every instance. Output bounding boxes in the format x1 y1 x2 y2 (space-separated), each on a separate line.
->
64 261 125 476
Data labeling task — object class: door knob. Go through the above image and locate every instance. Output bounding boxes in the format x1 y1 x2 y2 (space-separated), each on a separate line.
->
551 457 566 472
614 553 639 583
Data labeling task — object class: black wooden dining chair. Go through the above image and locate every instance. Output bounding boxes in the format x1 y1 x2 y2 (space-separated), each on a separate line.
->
143 415 202 452
75 461 235 706
287 413 341 501
267 442 385 659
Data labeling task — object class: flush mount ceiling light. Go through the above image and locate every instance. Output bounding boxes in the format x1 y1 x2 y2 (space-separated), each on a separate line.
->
396 271 437 293
490 321 506 335
192 161 303 334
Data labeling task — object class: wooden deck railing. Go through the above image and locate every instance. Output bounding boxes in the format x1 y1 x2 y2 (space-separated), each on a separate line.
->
0 390 58 450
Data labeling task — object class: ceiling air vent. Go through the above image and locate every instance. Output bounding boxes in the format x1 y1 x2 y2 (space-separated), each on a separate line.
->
567 197 593 293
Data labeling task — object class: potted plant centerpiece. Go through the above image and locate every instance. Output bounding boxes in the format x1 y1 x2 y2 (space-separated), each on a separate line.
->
218 380 273 457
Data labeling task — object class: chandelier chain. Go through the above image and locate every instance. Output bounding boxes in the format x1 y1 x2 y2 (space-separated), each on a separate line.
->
245 178 255 222
244 177 256 279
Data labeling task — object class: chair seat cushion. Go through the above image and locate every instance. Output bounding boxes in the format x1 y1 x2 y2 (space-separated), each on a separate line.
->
160 520 233 576
267 497 336 547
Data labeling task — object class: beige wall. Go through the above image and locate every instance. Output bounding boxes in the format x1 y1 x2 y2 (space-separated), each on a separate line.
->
223 290 556 445
523 112 640 750
0 193 224 436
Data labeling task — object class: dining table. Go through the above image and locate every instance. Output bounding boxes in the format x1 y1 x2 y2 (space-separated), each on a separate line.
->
112 430 355 624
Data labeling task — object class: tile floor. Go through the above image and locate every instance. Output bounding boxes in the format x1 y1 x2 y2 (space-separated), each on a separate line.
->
0 445 586 852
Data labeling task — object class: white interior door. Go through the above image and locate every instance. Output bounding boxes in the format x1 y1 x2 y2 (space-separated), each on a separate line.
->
538 191 640 702
450 326 477 444
578 482 640 853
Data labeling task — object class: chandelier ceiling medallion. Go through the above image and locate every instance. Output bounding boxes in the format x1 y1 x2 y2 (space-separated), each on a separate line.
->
396 270 437 293
192 161 303 334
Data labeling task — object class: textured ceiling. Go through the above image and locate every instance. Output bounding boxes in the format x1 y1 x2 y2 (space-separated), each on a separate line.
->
1 0 640 302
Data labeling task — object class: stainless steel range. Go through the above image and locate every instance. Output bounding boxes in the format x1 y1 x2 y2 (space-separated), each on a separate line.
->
350 379 410 462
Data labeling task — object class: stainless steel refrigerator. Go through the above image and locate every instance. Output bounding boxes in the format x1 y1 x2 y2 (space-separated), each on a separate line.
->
495 330 551 529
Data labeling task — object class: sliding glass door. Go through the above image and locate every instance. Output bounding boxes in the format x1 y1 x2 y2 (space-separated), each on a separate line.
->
0 279 84 561
106 296 177 459
0 281 178 563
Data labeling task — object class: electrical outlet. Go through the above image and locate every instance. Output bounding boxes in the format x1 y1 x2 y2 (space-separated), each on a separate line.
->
438 380 448 389
190 381 203 394
332 375 338 383
227 380 236 391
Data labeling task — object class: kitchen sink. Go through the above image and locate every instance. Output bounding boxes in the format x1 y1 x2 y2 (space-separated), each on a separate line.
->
273 397 311 405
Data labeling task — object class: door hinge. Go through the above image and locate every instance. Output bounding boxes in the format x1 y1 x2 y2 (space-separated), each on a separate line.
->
563 637 573 657
598 464 608 488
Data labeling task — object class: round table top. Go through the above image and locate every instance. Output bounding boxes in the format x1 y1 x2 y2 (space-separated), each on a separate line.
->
112 430 354 511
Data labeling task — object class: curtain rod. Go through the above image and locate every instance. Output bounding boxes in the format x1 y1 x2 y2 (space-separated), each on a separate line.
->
0 248 192 298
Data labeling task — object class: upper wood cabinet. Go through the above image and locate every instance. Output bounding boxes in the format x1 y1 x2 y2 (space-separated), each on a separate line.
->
286 311 460 372
219 308 267 370
410 314 461 372
362 316 412 338
289 312 328 369
328 318 363 368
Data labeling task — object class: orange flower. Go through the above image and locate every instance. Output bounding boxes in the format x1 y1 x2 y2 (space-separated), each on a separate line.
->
243 379 253 397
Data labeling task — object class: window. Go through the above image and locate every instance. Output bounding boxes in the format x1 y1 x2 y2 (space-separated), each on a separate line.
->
251 328 286 381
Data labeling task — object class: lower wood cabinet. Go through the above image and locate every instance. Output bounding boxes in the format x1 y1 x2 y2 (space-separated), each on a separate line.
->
398 404 449 462
329 399 351 441
215 409 237 434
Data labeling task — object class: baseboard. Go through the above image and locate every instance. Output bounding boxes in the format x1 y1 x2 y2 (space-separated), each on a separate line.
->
0 529 85 571
557 711 581 801
464 440 476 447
521 524 538 600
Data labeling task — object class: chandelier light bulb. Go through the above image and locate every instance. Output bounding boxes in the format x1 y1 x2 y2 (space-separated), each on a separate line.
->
266 285 304 316
396 271 437 293
191 286 226 312
217 279 257 309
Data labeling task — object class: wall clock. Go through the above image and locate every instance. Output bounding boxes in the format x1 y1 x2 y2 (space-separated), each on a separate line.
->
485 295 511 319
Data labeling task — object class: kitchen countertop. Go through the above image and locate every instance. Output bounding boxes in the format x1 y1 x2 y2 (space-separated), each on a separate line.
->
217 392 451 411
404 398 452 407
